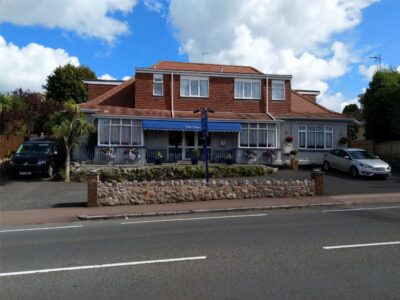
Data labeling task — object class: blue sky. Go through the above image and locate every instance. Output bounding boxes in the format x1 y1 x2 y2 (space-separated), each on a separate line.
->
0 0 399 112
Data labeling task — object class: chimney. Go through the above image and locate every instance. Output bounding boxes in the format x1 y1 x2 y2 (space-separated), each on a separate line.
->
295 90 320 102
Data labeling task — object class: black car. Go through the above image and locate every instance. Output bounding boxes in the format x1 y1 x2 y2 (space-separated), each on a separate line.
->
9 141 58 178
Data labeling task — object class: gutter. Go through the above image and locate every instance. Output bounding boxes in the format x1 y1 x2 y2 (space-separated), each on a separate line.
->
265 75 275 120
279 116 360 124
171 71 174 118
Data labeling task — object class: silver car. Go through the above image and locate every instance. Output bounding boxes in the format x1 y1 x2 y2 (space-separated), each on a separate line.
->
323 148 391 178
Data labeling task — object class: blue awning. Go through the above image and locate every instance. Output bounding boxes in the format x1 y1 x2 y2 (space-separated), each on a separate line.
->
142 120 241 132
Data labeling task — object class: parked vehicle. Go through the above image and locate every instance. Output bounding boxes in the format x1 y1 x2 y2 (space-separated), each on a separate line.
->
9 140 58 178
323 148 391 178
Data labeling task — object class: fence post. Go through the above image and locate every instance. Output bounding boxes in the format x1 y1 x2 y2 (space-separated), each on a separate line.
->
311 168 324 195
87 170 99 207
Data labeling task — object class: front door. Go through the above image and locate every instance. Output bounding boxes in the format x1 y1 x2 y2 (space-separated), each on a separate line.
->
168 132 210 161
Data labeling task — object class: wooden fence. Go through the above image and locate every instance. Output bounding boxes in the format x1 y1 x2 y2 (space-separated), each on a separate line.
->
0 135 25 159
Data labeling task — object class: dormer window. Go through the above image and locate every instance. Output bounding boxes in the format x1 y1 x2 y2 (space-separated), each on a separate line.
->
180 76 209 98
272 80 285 101
153 73 163 96
234 79 261 100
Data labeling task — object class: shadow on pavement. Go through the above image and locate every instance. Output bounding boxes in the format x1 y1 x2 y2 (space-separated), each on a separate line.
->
52 202 87 208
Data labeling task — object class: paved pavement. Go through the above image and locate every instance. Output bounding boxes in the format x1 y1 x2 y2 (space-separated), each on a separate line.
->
1 170 400 211
1 207 400 299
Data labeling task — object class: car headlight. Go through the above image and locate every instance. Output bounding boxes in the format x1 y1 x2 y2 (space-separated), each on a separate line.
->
359 163 372 168
37 159 47 166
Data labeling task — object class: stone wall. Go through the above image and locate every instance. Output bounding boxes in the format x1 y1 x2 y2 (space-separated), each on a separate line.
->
95 178 315 206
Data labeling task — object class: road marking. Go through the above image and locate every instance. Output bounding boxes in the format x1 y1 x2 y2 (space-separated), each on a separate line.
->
0 225 83 233
121 213 267 225
323 241 400 250
322 205 400 213
0 256 207 277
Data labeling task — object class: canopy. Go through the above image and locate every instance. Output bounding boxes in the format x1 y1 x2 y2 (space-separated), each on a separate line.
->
142 120 241 132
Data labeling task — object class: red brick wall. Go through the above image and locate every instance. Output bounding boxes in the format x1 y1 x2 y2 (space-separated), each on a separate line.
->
134 72 291 114
268 80 291 114
87 84 117 101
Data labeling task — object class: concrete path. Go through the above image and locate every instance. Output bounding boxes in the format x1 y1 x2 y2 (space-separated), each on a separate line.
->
1 192 399 226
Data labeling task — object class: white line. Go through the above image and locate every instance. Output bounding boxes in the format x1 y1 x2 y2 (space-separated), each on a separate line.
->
0 256 206 277
0 225 83 233
323 241 400 250
322 205 400 213
121 213 267 225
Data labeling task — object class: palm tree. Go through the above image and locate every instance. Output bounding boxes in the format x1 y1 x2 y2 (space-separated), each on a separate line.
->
0 94 13 113
48 101 94 182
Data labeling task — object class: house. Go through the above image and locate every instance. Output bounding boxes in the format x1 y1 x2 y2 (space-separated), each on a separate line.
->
78 61 355 165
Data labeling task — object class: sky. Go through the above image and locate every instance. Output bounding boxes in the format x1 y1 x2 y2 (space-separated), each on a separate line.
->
0 0 399 112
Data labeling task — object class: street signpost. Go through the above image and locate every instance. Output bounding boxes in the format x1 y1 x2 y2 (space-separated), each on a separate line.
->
195 107 214 183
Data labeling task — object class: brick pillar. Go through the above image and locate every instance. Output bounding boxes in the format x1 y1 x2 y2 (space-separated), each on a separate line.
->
87 170 99 207
311 169 324 196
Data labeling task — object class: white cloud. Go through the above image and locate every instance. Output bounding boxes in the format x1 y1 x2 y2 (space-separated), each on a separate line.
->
358 64 380 81
0 0 138 43
98 74 117 80
144 0 164 13
0 35 79 92
169 0 378 112
319 92 360 112
122 75 131 81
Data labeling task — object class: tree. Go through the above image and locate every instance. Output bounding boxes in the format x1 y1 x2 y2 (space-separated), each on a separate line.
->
43 64 96 103
342 104 361 140
48 101 94 182
0 94 13 113
362 68 400 142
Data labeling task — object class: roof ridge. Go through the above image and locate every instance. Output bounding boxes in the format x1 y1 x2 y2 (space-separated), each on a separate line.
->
291 89 345 116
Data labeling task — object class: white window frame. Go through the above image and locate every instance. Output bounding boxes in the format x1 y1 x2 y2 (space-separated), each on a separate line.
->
298 125 333 150
180 76 209 98
239 123 277 149
272 80 285 101
98 118 143 146
153 73 163 96
234 79 261 100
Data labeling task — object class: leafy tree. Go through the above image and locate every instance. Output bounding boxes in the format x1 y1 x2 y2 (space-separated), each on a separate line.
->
48 101 94 182
43 64 96 103
362 68 400 142
342 104 361 140
0 94 13 113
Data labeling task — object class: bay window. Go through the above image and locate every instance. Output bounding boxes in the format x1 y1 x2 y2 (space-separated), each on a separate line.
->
240 123 277 148
98 119 143 146
298 125 333 149
180 76 209 97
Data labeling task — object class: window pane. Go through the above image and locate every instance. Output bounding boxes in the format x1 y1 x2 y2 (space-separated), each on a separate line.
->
131 121 142 145
235 81 243 98
259 130 267 147
122 119 131 125
299 132 306 148
325 125 333 131
325 132 333 148
111 119 120 125
316 125 324 131
169 132 182 147
191 80 199 96
299 125 306 131
258 123 266 129
244 82 251 98
249 129 257 147
185 132 195 146
316 132 324 149
154 74 163 82
307 132 315 148
252 82 260 99
267 129 276 147
268 124 276 130
181 79 189 96
240 128 248 147
99 125 109 145
200 80 208 97
154 82 163 95
110 126 120 145
99 119 109 126
250 123 257 128
121 126 131 145
241 123 248 129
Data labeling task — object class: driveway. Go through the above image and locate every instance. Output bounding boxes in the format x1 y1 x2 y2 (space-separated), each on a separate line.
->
1 170 399 211
0 175 86 211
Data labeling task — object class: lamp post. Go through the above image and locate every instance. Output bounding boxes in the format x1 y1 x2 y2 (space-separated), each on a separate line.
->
194 107 214 182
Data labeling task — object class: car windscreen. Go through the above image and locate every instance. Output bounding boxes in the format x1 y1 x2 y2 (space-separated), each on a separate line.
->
348 150 375 159
16 143 51 154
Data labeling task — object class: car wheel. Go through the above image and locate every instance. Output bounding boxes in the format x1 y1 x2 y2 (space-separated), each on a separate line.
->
46 164 54 178
323 161 330 171
350 166 359 178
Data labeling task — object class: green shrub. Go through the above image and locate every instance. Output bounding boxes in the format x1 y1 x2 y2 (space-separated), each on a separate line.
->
99 165 273 182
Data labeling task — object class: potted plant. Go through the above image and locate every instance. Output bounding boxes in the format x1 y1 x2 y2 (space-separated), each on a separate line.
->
244 149 257 163
225 152 233 165
191 149 200 165
263 149 276 165
338 136 348 146
101 147 115 164
154 151 163 165
123 148 139 163
283 136 294 154
289 149 299 170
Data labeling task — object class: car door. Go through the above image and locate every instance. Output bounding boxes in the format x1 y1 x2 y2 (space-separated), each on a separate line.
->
328 149 341 170
337 150 351 171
